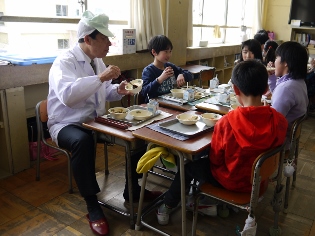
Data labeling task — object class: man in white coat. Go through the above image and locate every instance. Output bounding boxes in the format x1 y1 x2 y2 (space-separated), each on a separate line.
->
47 10 161 236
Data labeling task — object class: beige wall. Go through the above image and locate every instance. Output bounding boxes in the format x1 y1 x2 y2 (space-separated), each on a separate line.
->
263 0 292 42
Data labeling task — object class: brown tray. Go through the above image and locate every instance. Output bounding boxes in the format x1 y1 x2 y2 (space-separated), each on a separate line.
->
95 117 130 129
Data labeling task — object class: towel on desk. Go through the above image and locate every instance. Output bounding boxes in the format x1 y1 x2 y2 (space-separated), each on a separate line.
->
136 147 176 173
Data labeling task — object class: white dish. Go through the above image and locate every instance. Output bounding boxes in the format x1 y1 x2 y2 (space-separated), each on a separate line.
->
125 79 143 94
176 113 200 125
129 109 153 120
218 84 231 90
108 107 130 120
201 113 222 126
170 89 185 98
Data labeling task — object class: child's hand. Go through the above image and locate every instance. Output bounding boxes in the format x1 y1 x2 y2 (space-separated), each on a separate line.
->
176 74 186 87
266 61 275 76
159 66 174 82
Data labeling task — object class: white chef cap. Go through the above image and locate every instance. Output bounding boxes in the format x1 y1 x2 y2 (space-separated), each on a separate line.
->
77 10 114 39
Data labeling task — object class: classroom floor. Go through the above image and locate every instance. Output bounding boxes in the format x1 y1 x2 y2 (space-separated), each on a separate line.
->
0 115 315 236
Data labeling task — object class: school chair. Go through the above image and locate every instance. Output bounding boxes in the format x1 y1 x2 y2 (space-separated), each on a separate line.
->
35 100 107 193
35 100 74 193
191 144 285 236
283 113 307 213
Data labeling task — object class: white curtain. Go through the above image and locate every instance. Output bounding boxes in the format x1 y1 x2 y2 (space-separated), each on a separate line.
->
130 0 164 51
252 0 265 37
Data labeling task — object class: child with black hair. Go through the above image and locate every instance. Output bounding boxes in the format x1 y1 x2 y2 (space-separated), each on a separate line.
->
156 60 288 227
263 40 279 65
140 35 193 102
254 29 269 51
235 39 263 64
268 41 308 149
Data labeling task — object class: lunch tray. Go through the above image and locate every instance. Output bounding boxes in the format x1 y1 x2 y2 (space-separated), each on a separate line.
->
159 92 211 105
159 94 188 104
158 118 213 137
106 105 161 126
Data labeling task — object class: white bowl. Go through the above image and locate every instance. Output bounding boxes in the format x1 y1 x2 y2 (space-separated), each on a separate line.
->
125 79 143 94
108 107 129 120
201 113 222 126
129 109 153 120
218 84 231 90
170 89 185 98
176 113 200 125
230 104 239 110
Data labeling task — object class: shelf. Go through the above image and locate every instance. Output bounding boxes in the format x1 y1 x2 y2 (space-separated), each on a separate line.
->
290 27 315 53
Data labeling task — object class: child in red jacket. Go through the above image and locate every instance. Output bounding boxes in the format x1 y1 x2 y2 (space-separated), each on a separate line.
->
157 60 288 225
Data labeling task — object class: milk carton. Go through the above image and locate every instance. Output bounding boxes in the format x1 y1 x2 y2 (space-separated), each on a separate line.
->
210 74 219 89
183 88 195 101
147 99 159 114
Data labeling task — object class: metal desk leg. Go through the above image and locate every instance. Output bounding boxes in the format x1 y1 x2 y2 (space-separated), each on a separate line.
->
124 141 135 228
177 151 187 236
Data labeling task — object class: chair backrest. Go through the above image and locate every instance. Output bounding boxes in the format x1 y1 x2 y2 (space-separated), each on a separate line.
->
251 144 284 184
39 100 48 123
289 114 306 146
200 68 216 87
35 100 48 142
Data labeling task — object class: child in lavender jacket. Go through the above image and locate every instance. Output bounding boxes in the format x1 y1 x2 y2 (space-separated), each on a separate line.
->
268 41 308 149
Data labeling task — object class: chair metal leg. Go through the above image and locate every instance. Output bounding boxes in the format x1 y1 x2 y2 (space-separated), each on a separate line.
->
283 176 290 213
104 142 109 175
292 142 299 188
135 172 148 231
191 194 201 236
36 138 41 181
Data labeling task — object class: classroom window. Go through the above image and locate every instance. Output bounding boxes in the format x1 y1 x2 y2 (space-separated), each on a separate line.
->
192 0 253 45
0 0 130 53
58 39 69 49
56 5 68 17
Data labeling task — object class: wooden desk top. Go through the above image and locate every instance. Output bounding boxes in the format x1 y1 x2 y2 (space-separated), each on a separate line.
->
195 102 231 115
181 64 215 74
83 119 136 142
132 110 212 155
82 106 183 142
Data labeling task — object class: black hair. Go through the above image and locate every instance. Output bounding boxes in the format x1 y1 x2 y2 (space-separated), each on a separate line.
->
263 40 279 65
254 30 269 45
240 39 263 62
231 60 268 96
78 29 100 43
148 35 173 57
275 41 308 79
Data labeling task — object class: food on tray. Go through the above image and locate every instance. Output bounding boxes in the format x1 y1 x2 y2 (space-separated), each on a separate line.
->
176 113 200 125
109 108 128 113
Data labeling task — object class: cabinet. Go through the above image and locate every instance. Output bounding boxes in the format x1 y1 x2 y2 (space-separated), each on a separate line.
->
290 26 315 55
